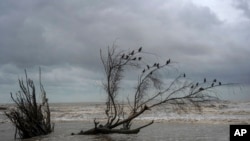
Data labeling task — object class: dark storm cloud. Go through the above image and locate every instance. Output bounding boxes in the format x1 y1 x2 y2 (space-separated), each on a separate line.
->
234 0 250 19
0 0 250 102
0 0 224 69
0 0 100 69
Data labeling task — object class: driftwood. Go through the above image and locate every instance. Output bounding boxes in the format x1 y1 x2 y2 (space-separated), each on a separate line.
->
73 106 153 135
4 69 54 139
75 120 154 135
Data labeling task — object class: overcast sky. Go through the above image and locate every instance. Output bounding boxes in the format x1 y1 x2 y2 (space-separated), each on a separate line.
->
0 0 250 103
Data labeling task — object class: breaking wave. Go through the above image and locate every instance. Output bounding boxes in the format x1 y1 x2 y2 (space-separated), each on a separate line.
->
1 101 250 124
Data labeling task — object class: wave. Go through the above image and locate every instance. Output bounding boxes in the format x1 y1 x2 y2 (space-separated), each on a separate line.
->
1 101 250 124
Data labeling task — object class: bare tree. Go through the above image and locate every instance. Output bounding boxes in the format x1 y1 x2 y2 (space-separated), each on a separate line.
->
5 68 54 139
74 45 231 135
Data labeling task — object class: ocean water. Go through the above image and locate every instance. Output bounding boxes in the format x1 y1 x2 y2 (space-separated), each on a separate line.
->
0 101 250 141
0 121 229 141
30 101 250 124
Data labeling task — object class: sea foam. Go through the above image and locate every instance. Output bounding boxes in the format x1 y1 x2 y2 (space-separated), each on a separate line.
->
1 101 250 124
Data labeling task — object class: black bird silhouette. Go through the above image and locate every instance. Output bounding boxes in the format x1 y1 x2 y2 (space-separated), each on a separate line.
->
126 55 129 59
219 82 221 85
156 63 160 68
199 87 204 91
138 47 142 52
130 50 134 55
204 78 206 83
211 83 214 87
150 71 153 75
138 57 142 61
191 85 194 89
183 73 186 77
147 65 150 69
166 59 170 65
153 63 157 67
213 79 217 82
121 54 125 59
132 57 136 60
196 82 199 86
142 69 145 73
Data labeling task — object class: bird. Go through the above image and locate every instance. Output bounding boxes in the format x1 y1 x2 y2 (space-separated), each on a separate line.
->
204 78 206 83
153 63 157 67
138 57 142 61
150 71 153 75
183 73 186 77
142 69 145 73
213 79 217 83
126 55 129 59
156 63 160 68
211 83 214 87
121 54 125 59
132 57 136 60
147 65 150 69
196 82 199 86
138 47 142 52
191 85 194 89
199 87 204 91
219 82 221 85
166 59 170 65
130 50 134 55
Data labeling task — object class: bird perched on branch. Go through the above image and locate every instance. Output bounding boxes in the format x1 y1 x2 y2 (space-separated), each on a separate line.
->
166 59 170 65
211 83 214 87
199 87 204 91
183 73 186 77
138 57 142 61
132 57 136 60
138 47 142 52
147 65 150 69
121 54 125 59
196 82 199 86
219 82 221 85
130 50 134 55
156 63 160 68
204 78 206 83
213 79 217 82
142 69 145 73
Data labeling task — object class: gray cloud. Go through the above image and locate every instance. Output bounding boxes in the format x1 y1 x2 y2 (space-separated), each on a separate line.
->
234 0 250 19
0 0 250 102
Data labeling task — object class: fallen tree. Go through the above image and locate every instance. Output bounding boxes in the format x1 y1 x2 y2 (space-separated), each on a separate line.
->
5 68 54 139
74 45 231 135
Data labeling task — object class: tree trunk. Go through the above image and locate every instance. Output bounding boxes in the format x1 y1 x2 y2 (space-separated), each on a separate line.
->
74 120 153 135
77 128 140 135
